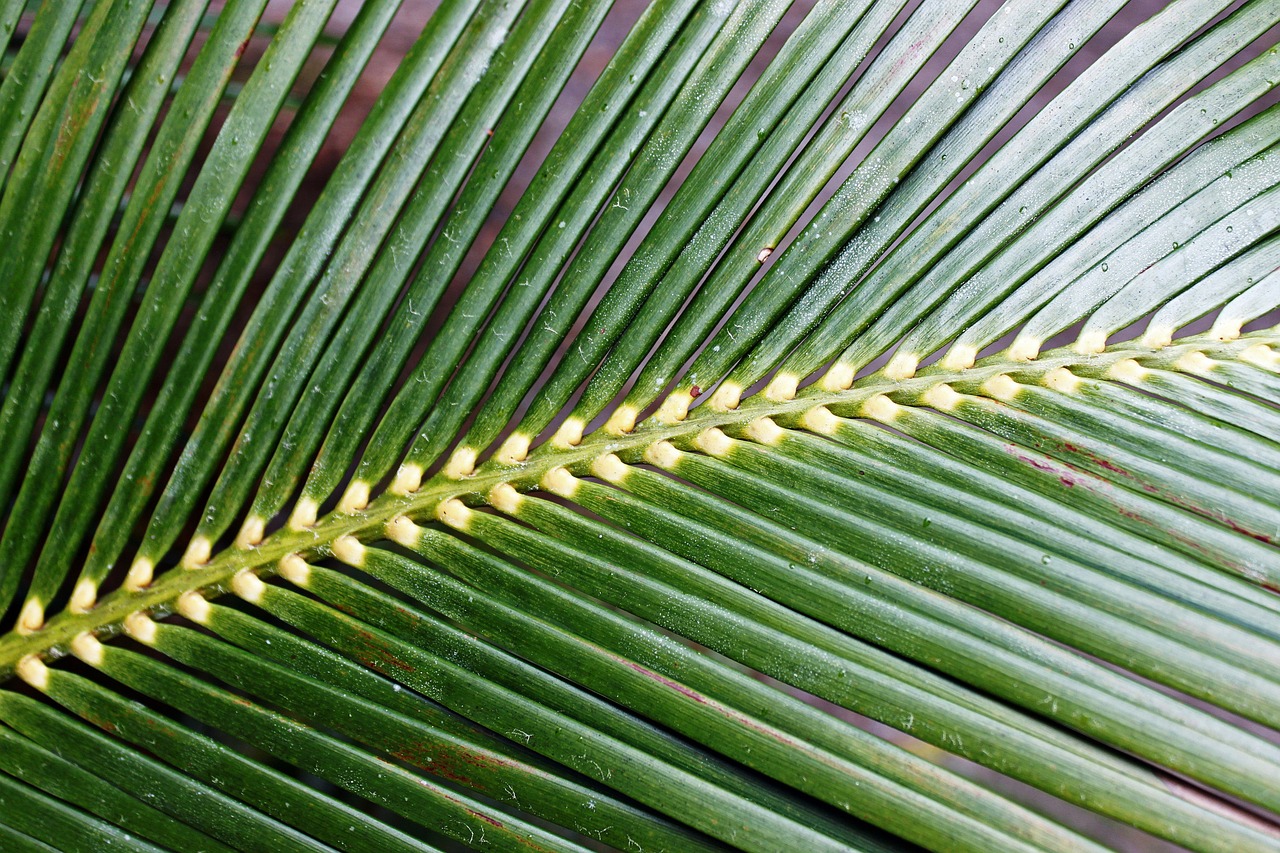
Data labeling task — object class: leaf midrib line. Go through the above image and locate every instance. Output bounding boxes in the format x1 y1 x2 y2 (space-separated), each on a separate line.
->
0 331 1270 677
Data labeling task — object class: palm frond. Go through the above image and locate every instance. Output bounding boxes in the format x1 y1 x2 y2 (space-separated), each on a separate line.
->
0 1 1278 850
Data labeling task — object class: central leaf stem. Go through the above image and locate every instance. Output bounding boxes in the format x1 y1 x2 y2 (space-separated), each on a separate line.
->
0 333 1262 677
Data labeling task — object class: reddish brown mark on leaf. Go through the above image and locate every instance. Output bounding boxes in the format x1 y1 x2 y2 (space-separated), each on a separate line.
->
391 743 476 786
351 630 416 674
1090 456 1129 476
621 659 705 704
1014 452 1056 473
392 741 516 790
619 659 801 748
1224 518 1272 545
892 38 927 73
1116 507 1148 524
1055 440 1135 480
84 711 119 734
1097 466 1273 546
1010 448 1087 489
395 606 423 627
1088 487 1249 571
468 808 505 828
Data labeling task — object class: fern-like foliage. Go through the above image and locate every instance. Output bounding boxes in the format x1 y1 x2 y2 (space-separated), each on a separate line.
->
0 0 1277 850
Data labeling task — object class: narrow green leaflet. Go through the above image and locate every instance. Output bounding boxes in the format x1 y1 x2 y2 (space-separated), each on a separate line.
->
185 0 522 555
15 0 337 629
0 723 234 853
247 0 613 530
0 0 211 562
0 0 152 381
629 0 1102 420
131 0 486 575
301 0 700 512
0 0 87 199
0 0 270 619
72 0 403 595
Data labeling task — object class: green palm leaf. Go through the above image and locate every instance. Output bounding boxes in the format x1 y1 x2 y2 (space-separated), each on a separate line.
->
1 1 1277 850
